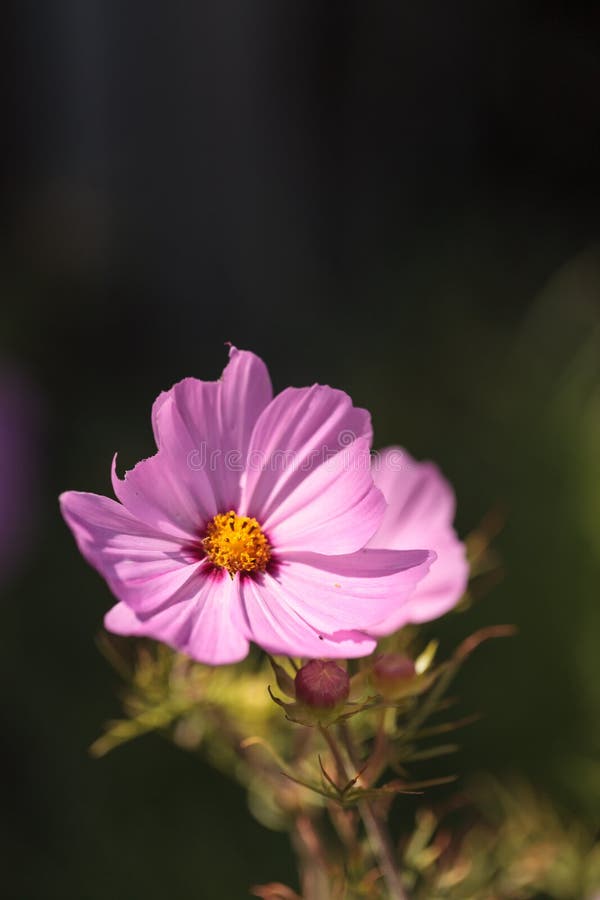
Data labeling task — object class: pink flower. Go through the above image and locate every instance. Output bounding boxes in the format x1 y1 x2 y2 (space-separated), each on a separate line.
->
0 370 40 585
365 447 468 635
60 347 435 664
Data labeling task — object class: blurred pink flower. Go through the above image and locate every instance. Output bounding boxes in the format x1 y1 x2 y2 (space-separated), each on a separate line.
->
366 447 468 635
60 347 435 664
0 371 40 584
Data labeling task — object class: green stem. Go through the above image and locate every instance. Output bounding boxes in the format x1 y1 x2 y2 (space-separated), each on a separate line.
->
292 813 332 900
318 723 348 783
320 723 409 900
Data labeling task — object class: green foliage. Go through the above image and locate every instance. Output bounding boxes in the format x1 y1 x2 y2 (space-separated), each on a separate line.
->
89 507 600 898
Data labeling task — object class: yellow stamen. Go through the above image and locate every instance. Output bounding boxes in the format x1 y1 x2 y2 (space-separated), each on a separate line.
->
203 510 271 576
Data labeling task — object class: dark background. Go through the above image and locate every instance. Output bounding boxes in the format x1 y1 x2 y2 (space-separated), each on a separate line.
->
1 3 600 897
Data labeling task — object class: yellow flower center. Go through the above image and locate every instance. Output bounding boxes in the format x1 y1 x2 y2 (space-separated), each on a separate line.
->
203 510 271 576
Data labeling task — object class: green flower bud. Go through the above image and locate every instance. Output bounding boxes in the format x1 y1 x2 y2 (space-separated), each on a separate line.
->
371 653 416 699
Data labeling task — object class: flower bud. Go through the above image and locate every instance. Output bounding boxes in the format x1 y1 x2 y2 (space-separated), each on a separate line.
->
371 653 416 699
294 660 350 711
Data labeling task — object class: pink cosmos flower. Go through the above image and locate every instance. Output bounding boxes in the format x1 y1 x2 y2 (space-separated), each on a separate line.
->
365 447 468 635
60 347 436 664
0 370 40 585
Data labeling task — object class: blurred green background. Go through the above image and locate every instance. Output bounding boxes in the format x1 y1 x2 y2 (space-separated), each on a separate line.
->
1 3 599 897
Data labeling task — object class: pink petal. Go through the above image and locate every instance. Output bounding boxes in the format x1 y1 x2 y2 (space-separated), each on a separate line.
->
263 437 386 554
240 384 372 523
104 601 143 632
367 447 469 630
274 547 435 633
240 574 376 658
111 453 210 541
60 490 200 614
185 572 250 664
372 539 468 630
151 346 273 512
104 597 196 647
105 573 250 665
370 447 456 545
